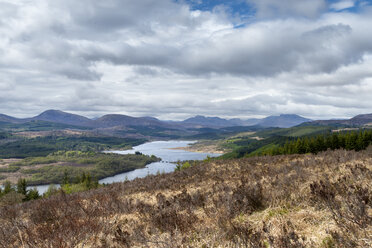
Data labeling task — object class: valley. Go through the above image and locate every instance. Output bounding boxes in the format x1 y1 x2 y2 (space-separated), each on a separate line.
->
1 148 370 247
2 2 372 247
1 110 371 247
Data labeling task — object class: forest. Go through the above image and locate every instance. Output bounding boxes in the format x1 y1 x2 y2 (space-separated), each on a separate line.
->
221 128 372 158
257 130 372 156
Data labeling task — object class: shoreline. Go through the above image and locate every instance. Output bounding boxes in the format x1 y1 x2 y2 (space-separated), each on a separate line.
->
169 146 225 154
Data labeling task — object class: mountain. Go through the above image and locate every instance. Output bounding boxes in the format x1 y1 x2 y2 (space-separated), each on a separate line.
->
258 114 312 128
181 114 309 128
31 111 175 129
182 115 239 127
0 114 23 124
94 114 168 128
231 118 261 126
349 114 372 126
310 113 372 127
32 110 95 127
182 115 261 127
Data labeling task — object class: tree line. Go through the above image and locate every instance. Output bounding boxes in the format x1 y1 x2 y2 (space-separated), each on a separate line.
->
0 179 40 206
260 130 372 156
0 172 100 206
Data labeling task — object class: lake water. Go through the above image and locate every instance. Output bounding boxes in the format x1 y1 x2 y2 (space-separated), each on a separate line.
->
27 140 220 194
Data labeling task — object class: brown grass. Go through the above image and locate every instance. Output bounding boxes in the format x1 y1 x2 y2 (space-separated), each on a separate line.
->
0 149 371 247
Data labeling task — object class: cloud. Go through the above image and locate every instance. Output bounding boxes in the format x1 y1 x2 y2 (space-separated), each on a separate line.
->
0 0 372 120
330 0 356 11
246 0 327 18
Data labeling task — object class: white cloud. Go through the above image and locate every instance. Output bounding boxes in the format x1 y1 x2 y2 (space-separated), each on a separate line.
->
0 0 371 120
330 0 356 11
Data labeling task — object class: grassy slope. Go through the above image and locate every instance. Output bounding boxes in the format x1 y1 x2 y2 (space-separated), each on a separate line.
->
218 126 334 158
1 149 371 247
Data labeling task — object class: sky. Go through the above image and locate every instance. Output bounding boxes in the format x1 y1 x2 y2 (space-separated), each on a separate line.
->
1 0 372 120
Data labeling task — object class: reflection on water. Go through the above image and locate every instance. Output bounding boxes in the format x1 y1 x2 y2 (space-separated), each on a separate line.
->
26 140 220 194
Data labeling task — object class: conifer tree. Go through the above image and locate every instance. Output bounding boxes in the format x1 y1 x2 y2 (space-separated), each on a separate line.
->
16 178 27 196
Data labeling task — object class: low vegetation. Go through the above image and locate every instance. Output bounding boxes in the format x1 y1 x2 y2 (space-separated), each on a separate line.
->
0 148 370 247
0 179 40 206
0 173 102 206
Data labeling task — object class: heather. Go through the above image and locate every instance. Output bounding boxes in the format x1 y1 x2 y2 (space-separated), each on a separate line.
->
0 148 371 247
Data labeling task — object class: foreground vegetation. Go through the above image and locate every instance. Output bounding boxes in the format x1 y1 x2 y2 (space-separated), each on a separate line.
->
0 151 159 185
0 149 370 247
0 179 40 206
0 174 102 206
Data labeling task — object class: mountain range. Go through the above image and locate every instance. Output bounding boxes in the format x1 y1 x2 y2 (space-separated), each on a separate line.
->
181 114 311 128
0 110 170 129
0 110 313 129
1 109 372 130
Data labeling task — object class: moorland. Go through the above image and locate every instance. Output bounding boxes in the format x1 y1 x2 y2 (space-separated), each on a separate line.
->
0 110 371 247
1 148 371 247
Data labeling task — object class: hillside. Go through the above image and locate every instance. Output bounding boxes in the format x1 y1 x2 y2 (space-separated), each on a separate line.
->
310 113 372 127
0 114 23 124
182 115 244 127
0 110 179 130
1 149 371 247
259 114 311 128
32 110 95 127
95 114 169 128
182 114 310 128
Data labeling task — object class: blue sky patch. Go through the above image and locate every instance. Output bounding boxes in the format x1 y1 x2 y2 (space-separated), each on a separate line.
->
178 0 372 17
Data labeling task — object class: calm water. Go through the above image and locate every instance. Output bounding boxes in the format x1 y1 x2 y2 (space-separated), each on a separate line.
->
27 140 220 194
100 140 220 184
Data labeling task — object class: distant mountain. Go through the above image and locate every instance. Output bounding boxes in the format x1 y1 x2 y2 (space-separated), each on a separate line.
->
181 114 309 128
182 115 239 127
310 113 372 127
258 114 312 128
94 114 168 128
0 110 178 130
0 114 23 124
32 110 95 127
349 114 372 126
10 109 372 131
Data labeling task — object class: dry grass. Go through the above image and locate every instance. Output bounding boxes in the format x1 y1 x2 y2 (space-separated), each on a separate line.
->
0 149 371 247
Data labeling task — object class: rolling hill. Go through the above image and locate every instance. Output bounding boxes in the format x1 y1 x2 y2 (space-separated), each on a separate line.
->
94 114 170 128
182 114 311 128
0 114 23 124
310 113 372 127
32 110 95 127
2 110 372 132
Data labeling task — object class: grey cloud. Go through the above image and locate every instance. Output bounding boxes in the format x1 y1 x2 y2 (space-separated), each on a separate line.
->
74 20 372 78
0 0 372 119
